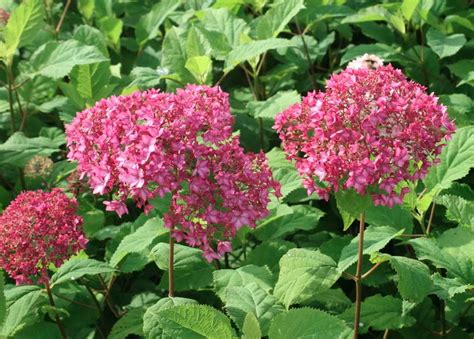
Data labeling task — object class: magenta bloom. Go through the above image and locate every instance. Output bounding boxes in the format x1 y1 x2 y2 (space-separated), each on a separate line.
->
0 189 86 284
274 64 455 207
66 85 279 259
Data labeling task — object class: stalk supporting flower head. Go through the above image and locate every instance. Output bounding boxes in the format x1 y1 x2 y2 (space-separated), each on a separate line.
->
274 62 455 207
0 189 86 284
66 85 280 260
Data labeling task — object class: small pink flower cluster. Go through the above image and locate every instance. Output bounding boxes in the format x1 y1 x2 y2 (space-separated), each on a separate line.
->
66 85 279 260
0 189 86 284
0 9 9 25
274 64 455 207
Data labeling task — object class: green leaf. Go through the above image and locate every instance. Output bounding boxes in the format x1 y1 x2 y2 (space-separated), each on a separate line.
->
431 273 472 299
0 272 5 327
338 225 404 272
409 237 473 284
77 0 95 21
50 258 115 287
254 204 324 241
31 40 108 80
4 0 44 62
436 194 474 227
224 38 297 73
448 60 474 87
214 265 274 300
424 126 474 191
265 148 304 198
0 132 61 167
186 26 212 59
365 204 413 232
274 249 340 308
242 312 262 339
110 217 167 268
185 56 212 84
389 256 432 303
97 16 123 51
341 5 388 24
143 298 198 339
335 190 372 230
437 227 474 262
144 304 235 339
135 0 180 47
439 94 474 127
200 8 250 51
108 307 145 339
268 308 353 339
243 240 296 273
70 62 112 105
152 243 215 291
340 295 416 332
1 287 47 337
225 282 284 335
252 0 305 39
73 25 109 57
340 43 400 65
247 90 300 120
426 29 466 59
401 0 419 21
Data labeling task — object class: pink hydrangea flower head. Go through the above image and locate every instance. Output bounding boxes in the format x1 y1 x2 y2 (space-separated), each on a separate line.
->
0 189 86 284
0 9 9 25
66 85 279 259
274 63 455 207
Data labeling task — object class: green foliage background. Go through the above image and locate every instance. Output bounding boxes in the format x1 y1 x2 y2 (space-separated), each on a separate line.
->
0 0 473 338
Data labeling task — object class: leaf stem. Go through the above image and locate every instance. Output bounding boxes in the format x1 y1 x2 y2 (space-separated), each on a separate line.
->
426 203 436 235
168 225 175 297
361 262 382 280
55 0 72 35
45 280 68 339
6 67 16 132
353 212 365 339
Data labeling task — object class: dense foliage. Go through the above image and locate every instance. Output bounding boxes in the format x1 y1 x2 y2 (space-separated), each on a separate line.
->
0 0 473 338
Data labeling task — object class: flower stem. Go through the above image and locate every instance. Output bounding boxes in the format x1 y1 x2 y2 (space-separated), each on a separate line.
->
426 202 436 235
45 280 68 339
353 212 365 339
168 226 175 298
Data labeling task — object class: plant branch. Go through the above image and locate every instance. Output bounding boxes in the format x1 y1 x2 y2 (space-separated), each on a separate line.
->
55 0 72 35
84 285 106 339
353 212 365 339
361 262 382 280
426 203 436 235
45 280 68 339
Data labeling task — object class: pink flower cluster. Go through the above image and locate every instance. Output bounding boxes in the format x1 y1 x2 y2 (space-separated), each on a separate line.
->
66 85 279 260
274 64 455 207
0 189 86 284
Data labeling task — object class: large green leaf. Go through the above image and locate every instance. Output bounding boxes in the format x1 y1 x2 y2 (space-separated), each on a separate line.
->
436 194 474 228
70 62 113 105
214 265 274 300
108 307 145 339
30 40 108 80
152 243 215 291
274 249 340 308
335 190 372 230
243 240 296 273
242 313 262 339
265 148 304 198
135 0 180 47
0 132 61 167
143 298 198 338
252 0 305 39
426 29 466 59
254 204 324 241
97 16 122 51
225 282 284 335
1 286 47 337
4 0 44 61
424 126 474 191
224 38 297 73
448 60 474 87
247 91 300 120
50 258 115 287
365 204 413 232
338 225 404 272
144 304 235 339
340 295 416 332
340 43 400 65
110 217 167 268
268 308 352 339
389 256 432 303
